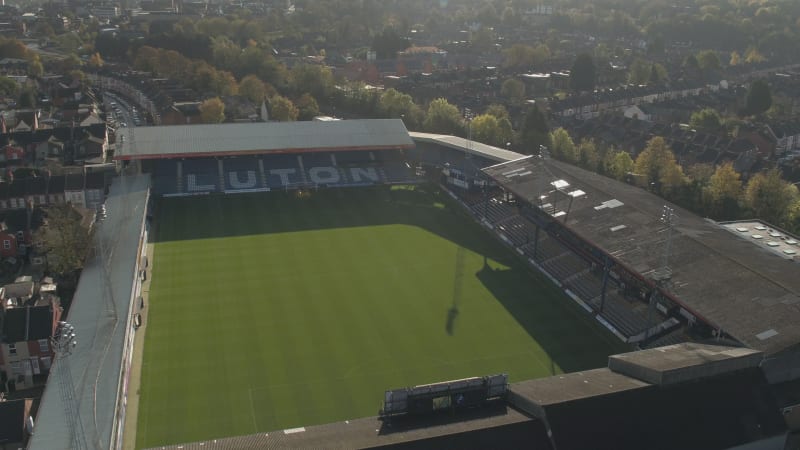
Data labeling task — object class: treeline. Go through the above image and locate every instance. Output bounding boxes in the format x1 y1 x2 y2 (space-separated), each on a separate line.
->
548 128 800 233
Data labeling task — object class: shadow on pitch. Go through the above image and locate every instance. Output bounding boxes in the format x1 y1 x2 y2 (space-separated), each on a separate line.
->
474 263 628 375
151 185 507 262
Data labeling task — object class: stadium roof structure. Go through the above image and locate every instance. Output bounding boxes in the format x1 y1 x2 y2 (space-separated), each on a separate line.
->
115 119 414 160
482 157 800 356
29 175 150 450
409 132 525 163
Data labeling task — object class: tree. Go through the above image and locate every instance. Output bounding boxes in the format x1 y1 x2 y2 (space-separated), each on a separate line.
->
423 98 463 135
485 104 509 121
469 114 513 148
745 79 772 115
578 139 600 171
289 64 334 99
238 74 267 103
296 93 320 120
634 137 685 195
729 51 741 66
87 52 104 69
500 78 525 104
18 88 36 108
27 55 43 78
371 28 410 59
569 53 595 91
379 88 423 128
604 149 634 180
550 128 578 163
270 95 299 121
519 105 550 154
628 58 651 85
696 50 721 72
35 204 93 277
744 46 766 64
704 162 742 219
0 76 18 97
744 169 799 226
648 63 667 84
690 108 722 131
199 97 226 123
503 43 550 68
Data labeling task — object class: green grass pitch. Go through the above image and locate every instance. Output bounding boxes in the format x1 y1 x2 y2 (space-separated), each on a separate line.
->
136 185 628 448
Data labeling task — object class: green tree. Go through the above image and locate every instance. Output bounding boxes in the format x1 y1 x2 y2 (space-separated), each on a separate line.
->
649 63 667 84
704 162 742 219
744 169 799 226
296 93 320 120
745 79 772 115
578 139 600 171
27 55 43 78
690 108 722 131
628 58 651 85
500 78 525 104
0 76 18 97
289 64 334 100
238 74 267 103
569 53 595 91
35 204 93 277
18 88 36 108
503 43 550 68
423 98 463 135
634 136 685 195
379 88 423 128
485 104 509 121
270 95 299 121
519 105 550 154
199 97 226 123
604 149 634 180
469 114 513 148
696 50 721 72
550 128 578 163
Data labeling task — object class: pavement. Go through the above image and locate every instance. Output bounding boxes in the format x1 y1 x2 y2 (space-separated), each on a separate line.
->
121 237 155 450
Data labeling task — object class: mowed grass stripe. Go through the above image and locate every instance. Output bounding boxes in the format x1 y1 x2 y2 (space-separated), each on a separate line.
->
136 186 627 448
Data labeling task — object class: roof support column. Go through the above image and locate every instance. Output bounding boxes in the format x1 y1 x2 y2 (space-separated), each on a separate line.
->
600 257 611 313
257 158 267 188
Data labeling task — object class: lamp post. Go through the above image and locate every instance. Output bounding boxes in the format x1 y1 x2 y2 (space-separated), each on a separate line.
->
52 321 87 450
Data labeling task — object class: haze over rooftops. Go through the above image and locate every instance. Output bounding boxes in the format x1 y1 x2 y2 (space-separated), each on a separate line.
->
115 119 414 160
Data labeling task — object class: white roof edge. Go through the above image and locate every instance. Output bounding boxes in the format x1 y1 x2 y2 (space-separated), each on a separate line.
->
409 131 526 163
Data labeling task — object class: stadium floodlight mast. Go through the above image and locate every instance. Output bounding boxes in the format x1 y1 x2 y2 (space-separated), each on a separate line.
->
52 321 88 450
646 205 678 340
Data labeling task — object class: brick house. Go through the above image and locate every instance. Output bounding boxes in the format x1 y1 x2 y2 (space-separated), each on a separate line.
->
0 225 18 258
0 295 61 390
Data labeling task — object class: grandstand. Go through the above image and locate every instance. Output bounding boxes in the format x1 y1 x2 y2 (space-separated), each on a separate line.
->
124 119 421 196
478 156 800 382
46 118 795 449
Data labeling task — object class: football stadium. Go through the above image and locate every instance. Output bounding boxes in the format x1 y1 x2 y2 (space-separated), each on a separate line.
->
28 119 800 450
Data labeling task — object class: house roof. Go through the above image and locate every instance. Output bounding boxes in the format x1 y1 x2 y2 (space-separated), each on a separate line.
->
2 281 34 300
116 119 414 160
84 171 106 190
0 398 27 444
64 173 84 190
1 305 53 343
482 157 800 355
